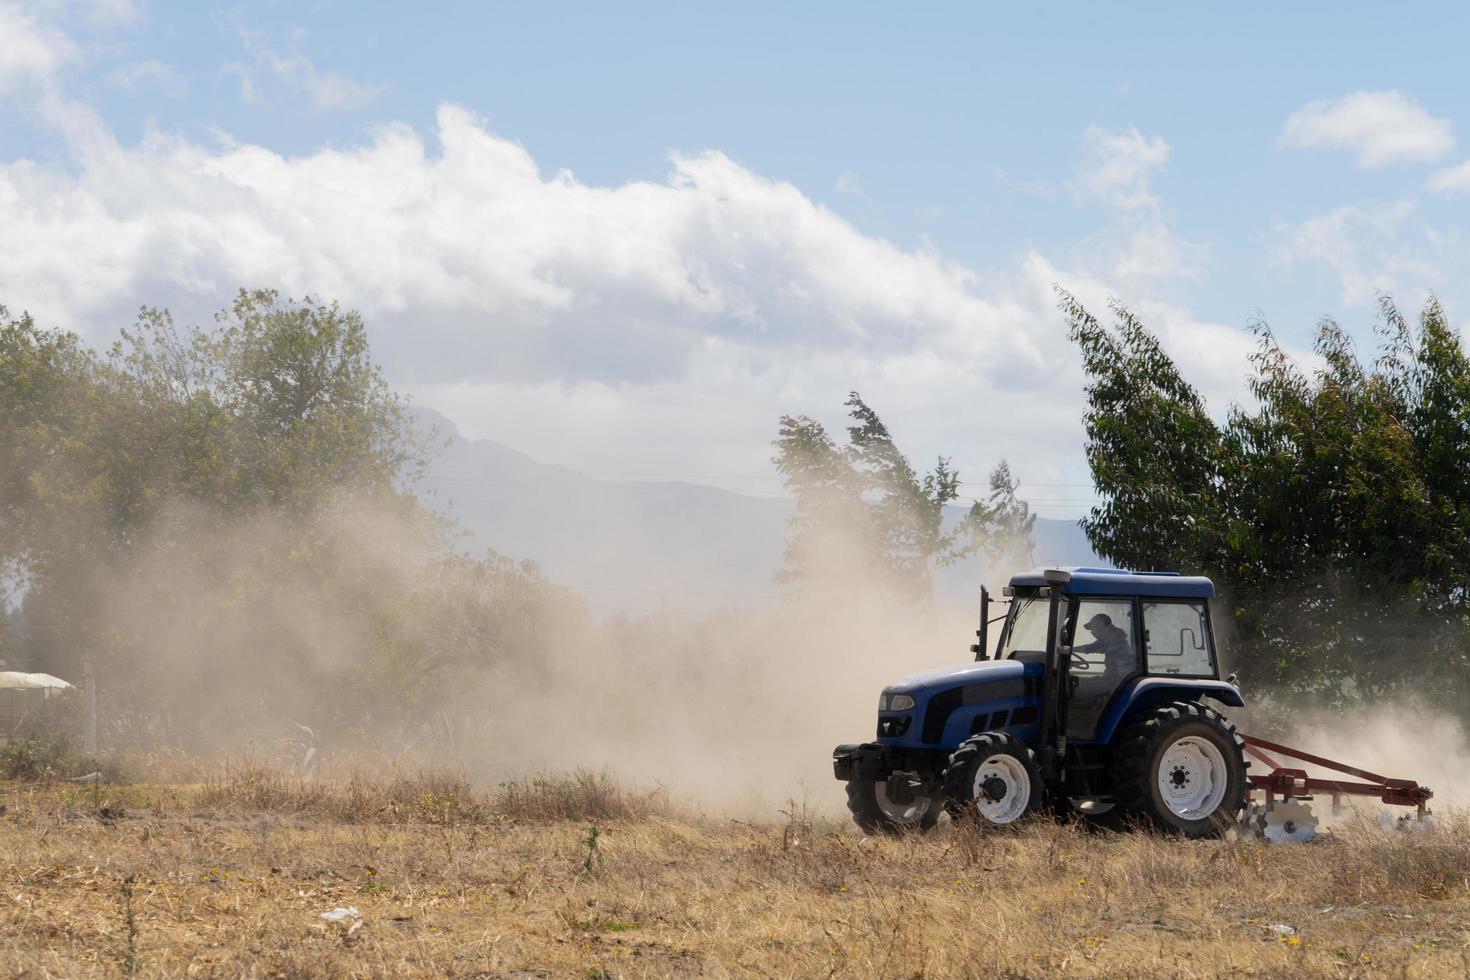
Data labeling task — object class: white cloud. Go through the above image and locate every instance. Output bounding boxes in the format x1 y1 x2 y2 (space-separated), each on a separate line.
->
0 2 75 92
233 29 385 111
833 171 861 195
1069 127 1206 289
1272 199 1453 307
1427 158 1470 193
0 106 1257 511
1072 126 1169 211
105 59 187 98
1280 91 1452 168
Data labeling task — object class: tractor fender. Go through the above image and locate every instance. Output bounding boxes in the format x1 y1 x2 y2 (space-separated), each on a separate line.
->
1093 678 1245 745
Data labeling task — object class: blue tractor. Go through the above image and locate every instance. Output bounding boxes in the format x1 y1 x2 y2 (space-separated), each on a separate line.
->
833 567 1251 837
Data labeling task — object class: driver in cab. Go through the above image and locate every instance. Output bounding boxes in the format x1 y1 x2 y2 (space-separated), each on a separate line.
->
1074 613 1131 675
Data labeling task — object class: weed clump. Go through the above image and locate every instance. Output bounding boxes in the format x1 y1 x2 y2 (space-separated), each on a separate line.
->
492 769 674 822
193 763 675 825
198 763 487 824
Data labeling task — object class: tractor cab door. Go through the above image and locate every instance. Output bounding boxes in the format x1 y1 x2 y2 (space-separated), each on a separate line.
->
1064 598 1140 740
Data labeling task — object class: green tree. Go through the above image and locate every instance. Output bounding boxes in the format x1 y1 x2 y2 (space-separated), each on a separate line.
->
1061 291 1470 716
966 461 1036 573
1060 291 1225 573
0 291 565 757
773 392 1032 600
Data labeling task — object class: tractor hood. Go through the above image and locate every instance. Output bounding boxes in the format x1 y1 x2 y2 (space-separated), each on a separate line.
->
883 657 1039 695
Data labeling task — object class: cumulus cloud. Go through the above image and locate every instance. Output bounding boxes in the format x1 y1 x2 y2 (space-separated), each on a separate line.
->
0 103 1258 508
232 29 385 111
0 105 1012 381
0 2 75 92
1281 91 1452 168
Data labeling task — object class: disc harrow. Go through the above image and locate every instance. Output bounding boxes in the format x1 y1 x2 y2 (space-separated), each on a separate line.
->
1233 733 1434 842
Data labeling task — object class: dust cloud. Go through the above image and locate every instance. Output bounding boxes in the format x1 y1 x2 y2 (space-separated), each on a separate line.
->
21 485 996 818
464 489 1021 817
480 589 982 817
25 484 1466 824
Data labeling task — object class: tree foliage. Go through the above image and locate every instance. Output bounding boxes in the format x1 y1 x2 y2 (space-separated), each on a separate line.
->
968 461 1037 574
0 292 579 755
773 392 1035 601
1062 290 1470 714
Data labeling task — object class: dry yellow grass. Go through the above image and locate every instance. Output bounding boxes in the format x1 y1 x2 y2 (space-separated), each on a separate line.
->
0 772 1466 978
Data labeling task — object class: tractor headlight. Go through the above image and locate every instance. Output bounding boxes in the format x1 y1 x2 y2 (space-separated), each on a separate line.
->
879 693 916 712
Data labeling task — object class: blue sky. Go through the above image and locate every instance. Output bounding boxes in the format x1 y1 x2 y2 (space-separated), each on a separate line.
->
5 2 1470 514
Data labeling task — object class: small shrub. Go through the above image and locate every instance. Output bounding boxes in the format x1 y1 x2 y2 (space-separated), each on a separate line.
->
0 735 76 780
493 769 673 823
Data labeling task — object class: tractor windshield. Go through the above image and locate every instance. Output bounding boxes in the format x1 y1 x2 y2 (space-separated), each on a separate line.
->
1000 595 1053 662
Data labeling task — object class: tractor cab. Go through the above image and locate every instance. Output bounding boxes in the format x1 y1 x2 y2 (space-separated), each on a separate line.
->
991 568 1227 748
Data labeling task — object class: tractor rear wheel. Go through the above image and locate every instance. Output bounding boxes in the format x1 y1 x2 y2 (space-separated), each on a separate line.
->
845 778 942 834
1111 701 1247 838
943 732 1043 827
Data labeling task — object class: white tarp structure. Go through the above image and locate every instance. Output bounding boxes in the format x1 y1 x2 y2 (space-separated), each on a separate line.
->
0 671 74 730
0 671 74 692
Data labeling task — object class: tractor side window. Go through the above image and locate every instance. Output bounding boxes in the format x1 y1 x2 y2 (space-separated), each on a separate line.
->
1071 600 1138 679
1142 601 1214 676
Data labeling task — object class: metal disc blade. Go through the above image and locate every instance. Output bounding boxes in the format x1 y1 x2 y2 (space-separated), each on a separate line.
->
1231 801 1268 841
1262 800 1318 843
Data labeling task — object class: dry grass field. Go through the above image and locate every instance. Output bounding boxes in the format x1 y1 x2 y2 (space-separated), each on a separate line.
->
1 768 1466 978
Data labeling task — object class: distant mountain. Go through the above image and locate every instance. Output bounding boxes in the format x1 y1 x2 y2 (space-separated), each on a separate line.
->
412 408 1099 614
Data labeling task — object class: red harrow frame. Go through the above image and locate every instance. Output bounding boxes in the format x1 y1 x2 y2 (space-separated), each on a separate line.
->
1240 733 1434 817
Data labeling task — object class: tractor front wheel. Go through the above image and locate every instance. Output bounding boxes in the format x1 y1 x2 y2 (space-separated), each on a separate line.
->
1111 701 1247 838
943 732 1043 827
845 778 942 834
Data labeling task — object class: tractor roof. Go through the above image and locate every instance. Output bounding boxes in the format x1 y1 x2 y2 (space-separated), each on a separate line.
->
1008 566 1214 599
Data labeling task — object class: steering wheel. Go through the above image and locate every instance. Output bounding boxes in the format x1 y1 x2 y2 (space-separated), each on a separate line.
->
1068 648 1091 671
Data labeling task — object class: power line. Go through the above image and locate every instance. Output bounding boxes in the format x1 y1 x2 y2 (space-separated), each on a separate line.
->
421 476 1101 505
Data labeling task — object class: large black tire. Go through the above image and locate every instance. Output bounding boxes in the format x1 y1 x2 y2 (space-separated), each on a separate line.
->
845 778 942 834
1111 701 1247 838
942 732 1043 827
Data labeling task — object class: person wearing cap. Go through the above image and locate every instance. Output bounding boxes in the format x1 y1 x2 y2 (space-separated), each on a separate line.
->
1075 612 1131 662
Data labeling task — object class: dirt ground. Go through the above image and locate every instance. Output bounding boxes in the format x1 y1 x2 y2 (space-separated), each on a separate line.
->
1 774 1466 978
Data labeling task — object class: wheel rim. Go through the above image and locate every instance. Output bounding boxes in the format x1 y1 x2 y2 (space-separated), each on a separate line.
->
970 755 1031 824
873 782 931 825
1156 735 1229 819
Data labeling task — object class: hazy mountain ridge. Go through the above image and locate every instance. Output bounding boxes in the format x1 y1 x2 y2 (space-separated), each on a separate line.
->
413 408 1099 613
